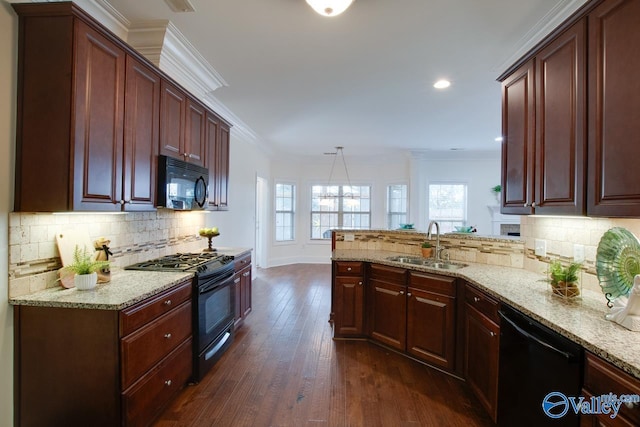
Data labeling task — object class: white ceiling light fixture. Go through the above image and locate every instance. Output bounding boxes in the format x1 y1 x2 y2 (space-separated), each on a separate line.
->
306 0 354 17
433 79 451 89
164 0 196 13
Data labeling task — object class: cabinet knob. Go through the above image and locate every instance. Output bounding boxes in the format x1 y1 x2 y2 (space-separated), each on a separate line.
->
164 300 172 306
234 278 240 284
624 401 638 409
358 281 362 286
164 380 172 386
473 296 481 303
400 290 405 295
119 200 125 205
523 203 529 208
164 333 172 339
490 331 497 337
347 267 352 271
407 292 412 297
531 202 536 208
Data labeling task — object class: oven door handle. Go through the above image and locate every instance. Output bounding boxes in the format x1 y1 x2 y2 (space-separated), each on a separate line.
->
200 272 235 294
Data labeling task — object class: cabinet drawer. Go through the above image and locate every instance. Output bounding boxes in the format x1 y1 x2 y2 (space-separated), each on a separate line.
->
121 301 192 389
465 284 499 323
368 263 406 283
234 252 251 272
409 272 456 297
121 280 192 336
335 261 363 276
122 338 192 427
584 352 640 426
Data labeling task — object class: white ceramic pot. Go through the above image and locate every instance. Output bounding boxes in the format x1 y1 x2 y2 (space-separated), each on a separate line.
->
74 272 98 290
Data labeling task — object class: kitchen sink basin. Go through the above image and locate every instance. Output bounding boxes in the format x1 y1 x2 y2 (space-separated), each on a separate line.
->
386 256 467 270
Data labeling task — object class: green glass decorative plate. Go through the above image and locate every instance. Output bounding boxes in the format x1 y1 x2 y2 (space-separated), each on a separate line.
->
596 227 640 303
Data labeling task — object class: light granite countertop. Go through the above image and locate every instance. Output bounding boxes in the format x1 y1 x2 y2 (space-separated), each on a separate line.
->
333 249 640 380
9 247 252 310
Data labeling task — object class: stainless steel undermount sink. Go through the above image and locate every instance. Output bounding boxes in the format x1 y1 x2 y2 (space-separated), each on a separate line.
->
385 256 467 270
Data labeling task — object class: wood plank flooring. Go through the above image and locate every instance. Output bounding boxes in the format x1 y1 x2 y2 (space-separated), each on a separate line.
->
153 264 495 427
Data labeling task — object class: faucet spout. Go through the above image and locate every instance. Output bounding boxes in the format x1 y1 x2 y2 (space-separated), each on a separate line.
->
427 221 441 261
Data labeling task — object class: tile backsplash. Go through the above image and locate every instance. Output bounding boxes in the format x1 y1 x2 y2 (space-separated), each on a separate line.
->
8 211 209 297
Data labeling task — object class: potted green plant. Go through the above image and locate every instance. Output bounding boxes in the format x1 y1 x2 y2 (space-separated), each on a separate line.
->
548 260 581 298
491 185 502 204
63 246 111 290
421 242 434 258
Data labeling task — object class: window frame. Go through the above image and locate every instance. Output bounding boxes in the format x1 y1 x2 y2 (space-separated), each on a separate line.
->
274 181 296 244
427 181 468 233
387 183 408 230
310 184 371 240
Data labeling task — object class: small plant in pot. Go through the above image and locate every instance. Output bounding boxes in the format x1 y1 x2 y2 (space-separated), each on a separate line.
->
63 246 111 291
548 260 582 298
421 242 434 258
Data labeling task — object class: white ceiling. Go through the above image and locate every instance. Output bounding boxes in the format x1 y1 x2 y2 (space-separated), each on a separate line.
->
103 0 587 159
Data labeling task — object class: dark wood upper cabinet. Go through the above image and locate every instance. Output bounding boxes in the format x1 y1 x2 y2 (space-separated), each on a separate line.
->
13 2 231 212
501 19 586 216
534 20 586 215
204 112 231 210
587 0 640 217
123 56 160 211
159 80 186 160
501 60 535 215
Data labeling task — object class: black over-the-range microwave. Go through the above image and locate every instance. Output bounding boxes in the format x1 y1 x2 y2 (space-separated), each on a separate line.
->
157 155 209 210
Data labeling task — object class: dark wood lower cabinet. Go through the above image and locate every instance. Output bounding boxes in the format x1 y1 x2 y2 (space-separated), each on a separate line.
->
407 272 456 371
233 252 252 329
14 280 192 427
464 284 500 423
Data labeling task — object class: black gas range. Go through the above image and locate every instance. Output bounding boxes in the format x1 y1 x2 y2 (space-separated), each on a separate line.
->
126 252 236 382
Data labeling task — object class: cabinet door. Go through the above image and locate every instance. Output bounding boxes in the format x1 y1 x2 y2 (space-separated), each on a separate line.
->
185 97 206 166
233 273 242 327
501 59 535 215
205 112 220 209
123 55 159 211
534 20 586 215
368 279 406 350
464 304 500 423
216 123 231 210
587 0 640 216
334 276 364 337
73 20 125 211
160 79 186 159
407 287 455 370
241 267 252 317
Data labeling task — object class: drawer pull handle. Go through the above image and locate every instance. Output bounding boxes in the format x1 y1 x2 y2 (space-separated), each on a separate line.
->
473 296 481 303
165 380 172 386
164 333 172 339
164 300 172 306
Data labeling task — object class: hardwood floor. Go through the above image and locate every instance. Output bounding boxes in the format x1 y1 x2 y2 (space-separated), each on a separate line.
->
153 264 495 427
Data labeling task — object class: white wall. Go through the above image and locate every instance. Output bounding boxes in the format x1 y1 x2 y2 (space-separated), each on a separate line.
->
204 136 270 259
0 3 15 425
410 152 502 234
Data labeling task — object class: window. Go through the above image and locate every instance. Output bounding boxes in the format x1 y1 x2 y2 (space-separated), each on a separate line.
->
275 183 295 241
428 183 467 233
387 184 408 230
311 185 370 239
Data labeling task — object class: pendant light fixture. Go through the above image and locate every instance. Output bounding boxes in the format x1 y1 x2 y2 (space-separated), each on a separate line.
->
306 0 354 17
320 147 359 207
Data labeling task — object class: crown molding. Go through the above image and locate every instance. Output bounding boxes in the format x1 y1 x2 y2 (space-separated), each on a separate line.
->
493 0 589 74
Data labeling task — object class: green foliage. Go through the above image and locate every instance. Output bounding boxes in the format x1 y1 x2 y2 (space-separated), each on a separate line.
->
491 185 502 193
549 260 581 284
421 242 432 248
63 246 110 275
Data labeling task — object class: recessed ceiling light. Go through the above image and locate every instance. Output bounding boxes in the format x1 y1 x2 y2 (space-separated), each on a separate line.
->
433 79 451 89
495 136 504 142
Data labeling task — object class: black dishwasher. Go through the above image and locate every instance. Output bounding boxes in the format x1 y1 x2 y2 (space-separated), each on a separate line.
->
498 306 583 426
